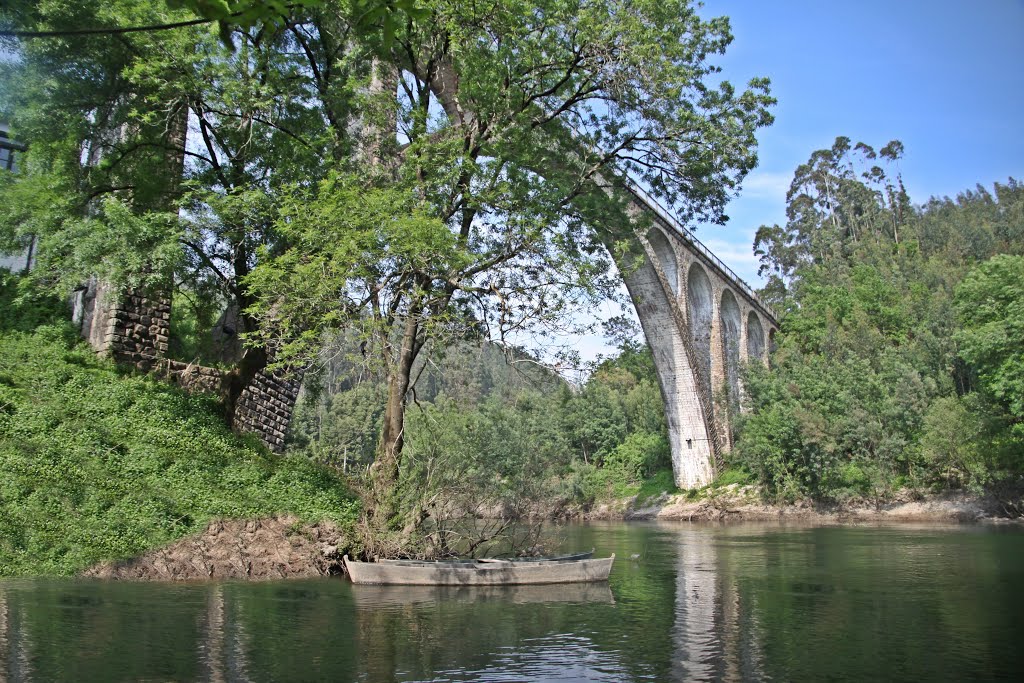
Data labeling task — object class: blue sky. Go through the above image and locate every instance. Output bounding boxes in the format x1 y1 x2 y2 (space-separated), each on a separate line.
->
573 0 1024 365
692 0 1024 285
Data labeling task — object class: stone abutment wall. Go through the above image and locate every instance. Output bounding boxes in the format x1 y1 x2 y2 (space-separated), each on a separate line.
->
73 281 300 453
233 371 303 453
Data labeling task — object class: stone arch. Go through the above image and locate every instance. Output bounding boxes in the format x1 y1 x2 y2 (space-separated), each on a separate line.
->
647 228 679 296
686 263 713 386
746 311 765 362
719 289 742 418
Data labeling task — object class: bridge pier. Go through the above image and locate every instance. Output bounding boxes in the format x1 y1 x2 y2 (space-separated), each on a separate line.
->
615 191 778 489
621 241 717 489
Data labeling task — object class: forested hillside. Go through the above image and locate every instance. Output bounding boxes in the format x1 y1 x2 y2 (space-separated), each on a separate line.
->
736 138 1023 501
0 272 358 575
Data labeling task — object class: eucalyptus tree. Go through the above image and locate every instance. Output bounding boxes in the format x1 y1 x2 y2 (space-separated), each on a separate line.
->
245 0 773 520
753 136 909 304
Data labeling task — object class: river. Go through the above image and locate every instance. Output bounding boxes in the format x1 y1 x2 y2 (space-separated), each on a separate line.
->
1 522 1022 681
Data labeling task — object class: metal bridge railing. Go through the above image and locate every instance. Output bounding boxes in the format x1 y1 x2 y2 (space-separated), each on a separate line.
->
621 179 777 323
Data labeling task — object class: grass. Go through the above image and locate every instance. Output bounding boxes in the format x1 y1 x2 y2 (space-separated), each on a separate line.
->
634 469 680 505
0 272 359 576
711 466 754 489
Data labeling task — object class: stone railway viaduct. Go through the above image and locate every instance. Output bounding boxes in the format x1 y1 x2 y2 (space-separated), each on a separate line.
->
615 182 778 488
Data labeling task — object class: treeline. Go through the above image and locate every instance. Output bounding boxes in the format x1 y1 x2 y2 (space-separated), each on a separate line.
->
735 137 1023 501
288 339 672 512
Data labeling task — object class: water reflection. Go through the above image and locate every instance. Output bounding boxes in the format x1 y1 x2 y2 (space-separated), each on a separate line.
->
352 577 624 682
665 525 767 682
0 584 32 683
671 527 720 680
0 524 1022 682
350 581 614 609
197 584 253 683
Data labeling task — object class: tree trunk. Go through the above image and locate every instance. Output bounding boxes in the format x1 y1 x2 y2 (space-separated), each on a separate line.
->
370 310 422 525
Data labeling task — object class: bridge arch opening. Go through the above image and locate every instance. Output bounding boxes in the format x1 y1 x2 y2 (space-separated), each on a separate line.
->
720 289 742 422
746 311 765 362
647 228 679 296
686 263 713 385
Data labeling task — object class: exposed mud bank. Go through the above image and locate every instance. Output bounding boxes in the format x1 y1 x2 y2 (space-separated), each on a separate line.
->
582 484 1024 524
82 516 351 581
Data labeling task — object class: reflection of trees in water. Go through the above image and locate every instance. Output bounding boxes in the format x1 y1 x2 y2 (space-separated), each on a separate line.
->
0 586 12 683
3 527 1016 681
0 587 6 682
221 582 358 680
0 587 32 683
3 582 204 682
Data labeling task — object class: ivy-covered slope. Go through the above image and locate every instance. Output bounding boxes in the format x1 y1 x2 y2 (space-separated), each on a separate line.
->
0 274 358 576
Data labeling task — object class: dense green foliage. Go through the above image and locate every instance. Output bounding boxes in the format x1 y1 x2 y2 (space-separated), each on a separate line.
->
1 0 771 529
954 254 1024 432
738 138 1023 500
289 338 674 527
0 273 358 576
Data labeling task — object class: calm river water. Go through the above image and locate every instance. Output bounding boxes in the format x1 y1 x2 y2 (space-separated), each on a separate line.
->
1 522 1023 682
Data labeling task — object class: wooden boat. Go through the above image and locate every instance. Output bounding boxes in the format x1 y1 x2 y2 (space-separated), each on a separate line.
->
376 549 594 566
343 553 615 586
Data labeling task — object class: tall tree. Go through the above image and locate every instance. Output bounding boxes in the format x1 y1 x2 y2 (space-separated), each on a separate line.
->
244 0 772 524
752 136 908 304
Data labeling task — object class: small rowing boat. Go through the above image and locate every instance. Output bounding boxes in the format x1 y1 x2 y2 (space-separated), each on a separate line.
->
343 552 614 586
376 549 594 566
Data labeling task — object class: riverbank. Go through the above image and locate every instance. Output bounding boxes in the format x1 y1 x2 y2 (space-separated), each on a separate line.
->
82 516 350 580
78 484 1019 582
584 483 1024 524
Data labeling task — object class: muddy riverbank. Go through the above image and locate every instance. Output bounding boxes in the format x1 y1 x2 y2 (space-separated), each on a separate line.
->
82 516 349 581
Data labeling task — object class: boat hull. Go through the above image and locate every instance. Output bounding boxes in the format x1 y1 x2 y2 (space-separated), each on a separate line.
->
344 554 615 586
376 550 594 567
